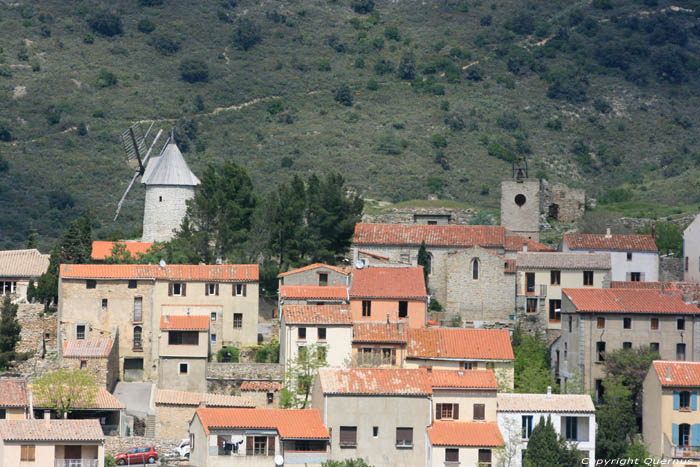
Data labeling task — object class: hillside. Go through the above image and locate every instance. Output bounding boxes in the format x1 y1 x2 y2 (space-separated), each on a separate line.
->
1 0 699 249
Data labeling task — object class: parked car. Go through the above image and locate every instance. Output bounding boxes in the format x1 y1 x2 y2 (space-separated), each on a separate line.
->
115 446 158 465
175 438 190 459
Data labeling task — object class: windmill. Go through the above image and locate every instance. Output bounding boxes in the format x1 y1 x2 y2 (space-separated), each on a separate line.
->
113 122 165 221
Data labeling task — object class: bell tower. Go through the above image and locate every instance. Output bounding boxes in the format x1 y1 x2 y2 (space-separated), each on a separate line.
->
500 157 541 241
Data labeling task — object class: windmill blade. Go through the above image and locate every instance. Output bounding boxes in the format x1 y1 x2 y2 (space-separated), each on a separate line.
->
114 171 141 221
140 129 164 170
121 124 148 167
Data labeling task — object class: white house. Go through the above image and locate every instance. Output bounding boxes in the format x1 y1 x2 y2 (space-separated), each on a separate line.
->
497 391 596 466
683 214 700 282
562 230 658 282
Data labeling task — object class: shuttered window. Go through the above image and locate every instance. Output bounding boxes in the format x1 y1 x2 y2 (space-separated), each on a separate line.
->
234 284 247 296
339 426 357 447
396 427 413 448
478 449 492 465
21 445 35 461
267 436 275 456
445 448 459 462
473 403 485 421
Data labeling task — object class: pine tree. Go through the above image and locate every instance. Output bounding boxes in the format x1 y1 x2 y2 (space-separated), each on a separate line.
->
417 240 429 285
523 416 560 467
596 378 637 461
0 296 21 369
26 227 38 249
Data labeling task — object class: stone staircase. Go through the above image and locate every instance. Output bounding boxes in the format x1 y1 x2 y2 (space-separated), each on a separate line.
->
145 414 156 438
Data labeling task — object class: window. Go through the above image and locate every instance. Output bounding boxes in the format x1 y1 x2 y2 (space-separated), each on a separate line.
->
473 403 485 421
686 256 689 272
478 449 492 466
133 326 142 350
211 334 217 344
551 270 561 285
622 317 632 329
381 348 396 365
128 280 137 289
76 325 86 340
678 319 686 330
463 362 478 370
0 409 5 419
630 272 641 282
472 259 479 280
318 328 327 340
21 445 35 462
179 363 189 375
101 298 108 310
206 283 218 296
623 342 632 350
319 273 328 287
86 280 96 289
679 423 691 447
583 271 594 286
525 273 535 293
564 342 568 359
339 426 357 447
396 427 413 448
445 448 459 463
527 298 538 314
298 328 306 340
253 436 267 455
1 281 17 295
133 297 142 322
522 415 533 439
267 392 274 405
596 341 606 362
234 284 246 296
679 391 691 410
651 318 659 330
80 360 87 369
211 312 217 322
677 343 686 361
169 331 199 345
398 301 408 318
565 417 578 441
650 342 659 353
159 196 162 202
169 282 186 296
626 252 633 261
549 299 561 322
362 300 371 317
568 316 573 332
373 427 379 438
233 313 243 328
597 317 605 329
595 379 604 403
435 403 459 420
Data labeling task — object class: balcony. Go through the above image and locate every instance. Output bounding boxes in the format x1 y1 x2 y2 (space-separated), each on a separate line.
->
284 451 329 464
55 460 99 467
517 283 547 297
674 446 700 459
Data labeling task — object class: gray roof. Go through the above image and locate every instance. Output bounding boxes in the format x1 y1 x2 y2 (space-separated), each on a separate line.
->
497 393 595 413
0 249 49 278
516 252 611 270
141 140 200 186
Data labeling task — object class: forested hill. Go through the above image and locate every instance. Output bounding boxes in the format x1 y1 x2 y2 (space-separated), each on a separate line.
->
0 0 699 249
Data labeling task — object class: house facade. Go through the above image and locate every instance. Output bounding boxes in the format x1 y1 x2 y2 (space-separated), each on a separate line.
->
351 321 408 367
158 315 211 393
684 214 700 282
427 421 503 467
61 337 119 391
238 382 283 408
277 263 349 288
279 285 349 307
0 249 49 302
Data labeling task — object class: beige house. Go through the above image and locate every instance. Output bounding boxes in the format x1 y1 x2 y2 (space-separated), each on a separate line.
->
277 263 350 288
643 360 700 465
351 321 408 367
61 337 119 391
0 418 105 467
158 315 210 393
516 252 611 330
0 249 49 302
0 379 29 420
427 421 503 467
239 381 283 408
58 264 259 381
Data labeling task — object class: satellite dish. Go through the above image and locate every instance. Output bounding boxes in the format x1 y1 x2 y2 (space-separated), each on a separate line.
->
274 455 284 466
355 260 364 269
159 259 166 268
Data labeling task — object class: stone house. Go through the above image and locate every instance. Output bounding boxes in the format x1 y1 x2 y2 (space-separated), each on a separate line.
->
501 178 542 241
351 321 408 367
239 381 283 408
277 263 350 288
0 379 30 420
158 315 210 393
349 266 427 328
684 213 700 282
497 391 596 467
515 252 611 331
278 285 349 308
557 288 700 396
188 407 330 466
562 230 659 282
445 246 516 323
0 418 105 467
61 337 119 391
643 360 700 464
0 249 49 302
90 241 155 262
58 263 259 382
154 389 254 440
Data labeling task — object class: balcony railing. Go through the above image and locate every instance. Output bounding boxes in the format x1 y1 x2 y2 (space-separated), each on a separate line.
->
55 460 99 467
674 446 700 458
517 283 547 297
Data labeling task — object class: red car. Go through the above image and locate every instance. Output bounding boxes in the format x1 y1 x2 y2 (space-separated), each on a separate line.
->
115 446 158 465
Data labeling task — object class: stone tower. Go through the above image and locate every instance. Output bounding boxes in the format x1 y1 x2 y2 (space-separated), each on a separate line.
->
141 138 200 242
500 160 541 241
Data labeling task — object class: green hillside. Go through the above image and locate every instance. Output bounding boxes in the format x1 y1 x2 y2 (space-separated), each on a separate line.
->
1 0 699 249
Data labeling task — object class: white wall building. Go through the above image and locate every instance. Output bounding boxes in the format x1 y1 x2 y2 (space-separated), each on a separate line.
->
683 214 700 282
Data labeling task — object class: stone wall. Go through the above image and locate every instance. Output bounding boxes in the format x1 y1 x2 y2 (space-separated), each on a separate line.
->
541 180 586 223
13 304 59 377
142 185 195 243
660 257 683 282
105 435 183 458
363 207 479 225
501 180 541 240
206 363 284 394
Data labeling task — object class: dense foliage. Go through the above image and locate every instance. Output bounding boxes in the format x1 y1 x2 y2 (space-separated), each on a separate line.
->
512 326 558 393
0 296 21 369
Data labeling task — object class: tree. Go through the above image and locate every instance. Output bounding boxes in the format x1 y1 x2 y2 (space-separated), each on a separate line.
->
496 417 522 467
417 241 429 284
27 280 37 303
512 326 558 393
334 84 353 106
351 0 374 14
523 416 560 467
0 296 21 370
233 18 262 51
595 378 637 461
0 121 12 142
26 227 38 249
32 369 98 418
397 52 416 80
87 12 123 36
180 59 209 83
602 346 659 416
265 175 306 266
638 222 683 257
282 344 326 409
104 243 137 264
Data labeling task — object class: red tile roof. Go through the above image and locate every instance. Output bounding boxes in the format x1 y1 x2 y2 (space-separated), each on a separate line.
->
428 369 498 390
32 387 125 410
0 419 104 442
317 368 432 396
562 288 699 314
278 263 349 277
611 281 700 302
353 223 506 248
91 241 156 261
653 361 700 387
349 267 427 299
352 322 408 343
564 233 658 252
407 328 514 361
239 382 283 392
428 421 503 447
282 305 353 325
155 389 254 407
0 379 29 407
60 263 259 281
196 407 329 439
357 250 390 260
160 315 210 331
279 285 348 301
62 338 114 358
505 235 555 252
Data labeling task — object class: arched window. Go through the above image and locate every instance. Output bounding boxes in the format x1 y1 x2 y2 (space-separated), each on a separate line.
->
472 259 479 280
133 326 142 350
425 253 432 275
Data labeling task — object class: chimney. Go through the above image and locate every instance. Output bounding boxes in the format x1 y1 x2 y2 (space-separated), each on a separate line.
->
426 366 432 374
43 410 51 427
523 244 528 253
546 386 552 398
651 224 656 240
387 313 390 325
666 366 672 382
605 227 612 239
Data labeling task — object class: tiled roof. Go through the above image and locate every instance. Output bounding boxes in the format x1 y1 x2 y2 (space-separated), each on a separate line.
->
428 421 503 447
0 249 49 278
60 263 259 281
564 233 658 252
317 368 432 396
63 338 114 358
357 250 390 260
0 419 104 442
155 389 254 407
349 267 427 299
279 285 348 301
450 246 515 274
353 223 506 248
407 328 514 361
516 252 611 270
282 305 353 325
32 386 124 410
196 407 329 439
0 379 29 407
505 235 555 252
562 288 699 314
428 369 498 390
352 322 408 343
278 263 349 277
652 361 700 387
611 281 700 302
160 315 210 331
91 241 155 261
497 393 595 413
239 382 283 392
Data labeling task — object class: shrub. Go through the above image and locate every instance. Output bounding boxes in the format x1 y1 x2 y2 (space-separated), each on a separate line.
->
396 52 416 80
216 346 240 362
0 65 12 78
505 13 535 35
445 113 466 131
593 98 612 113
317 60 331 72
374 58 394 75
334 84 353 106
545 69 588 103
267 99 285 115
545 119 562 130
431 134 447 148
466 65 483 81
87 12 122 36
0 154 8 173
571 139 592 166
48 190 74 210
480 185 490 195
83 33 94 44
480 15 492 26
354 57 365 68
366 79 379 90
179 59 209 83
281 156 294 168
77 122 88 136
426 176 444 194
96 69 117 88
139 0 164 5
45 108 61 125
93 109 105 118
384 25 401 41
445 64 461 83
351 0 375 14
0 122 12 142
372 37 384 50
487 141 516 162
600 188 633 204
440 101 449 111
233 18 262 51
137 18 156 33
429 298 443 312
592 0 613 9
150 34 179 55
496 112 520 130
376 131 406 155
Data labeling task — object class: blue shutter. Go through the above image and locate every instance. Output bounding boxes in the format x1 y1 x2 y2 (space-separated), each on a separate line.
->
673 424 679 445
674 391 680 410
693 392 698 411
693 425 700 447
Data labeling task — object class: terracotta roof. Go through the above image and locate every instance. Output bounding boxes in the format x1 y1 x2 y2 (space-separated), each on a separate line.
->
428 421 503 447
32 386 124 410
0 249 49 278
63 338 114 358
564 233 658 252
611 281 700 302
0 419 104 442
0 379 29 407
497 393 595 413
196 407 329 439
91 241 156 261
239 382 283 392
279 285 348 301
352 322 408 343
278 263 349 277
160 315 210 331
428 369 498 390
505 235 555 252
155 389 254 407
60 263 259 281
562 288 699 314
450 246 515 274
357 250 390 260
349 267 427 299
282 305 353 325
652 361 700 387
407 328 514 361
516 252 611 270
353 223 506 248
317 368 432 396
